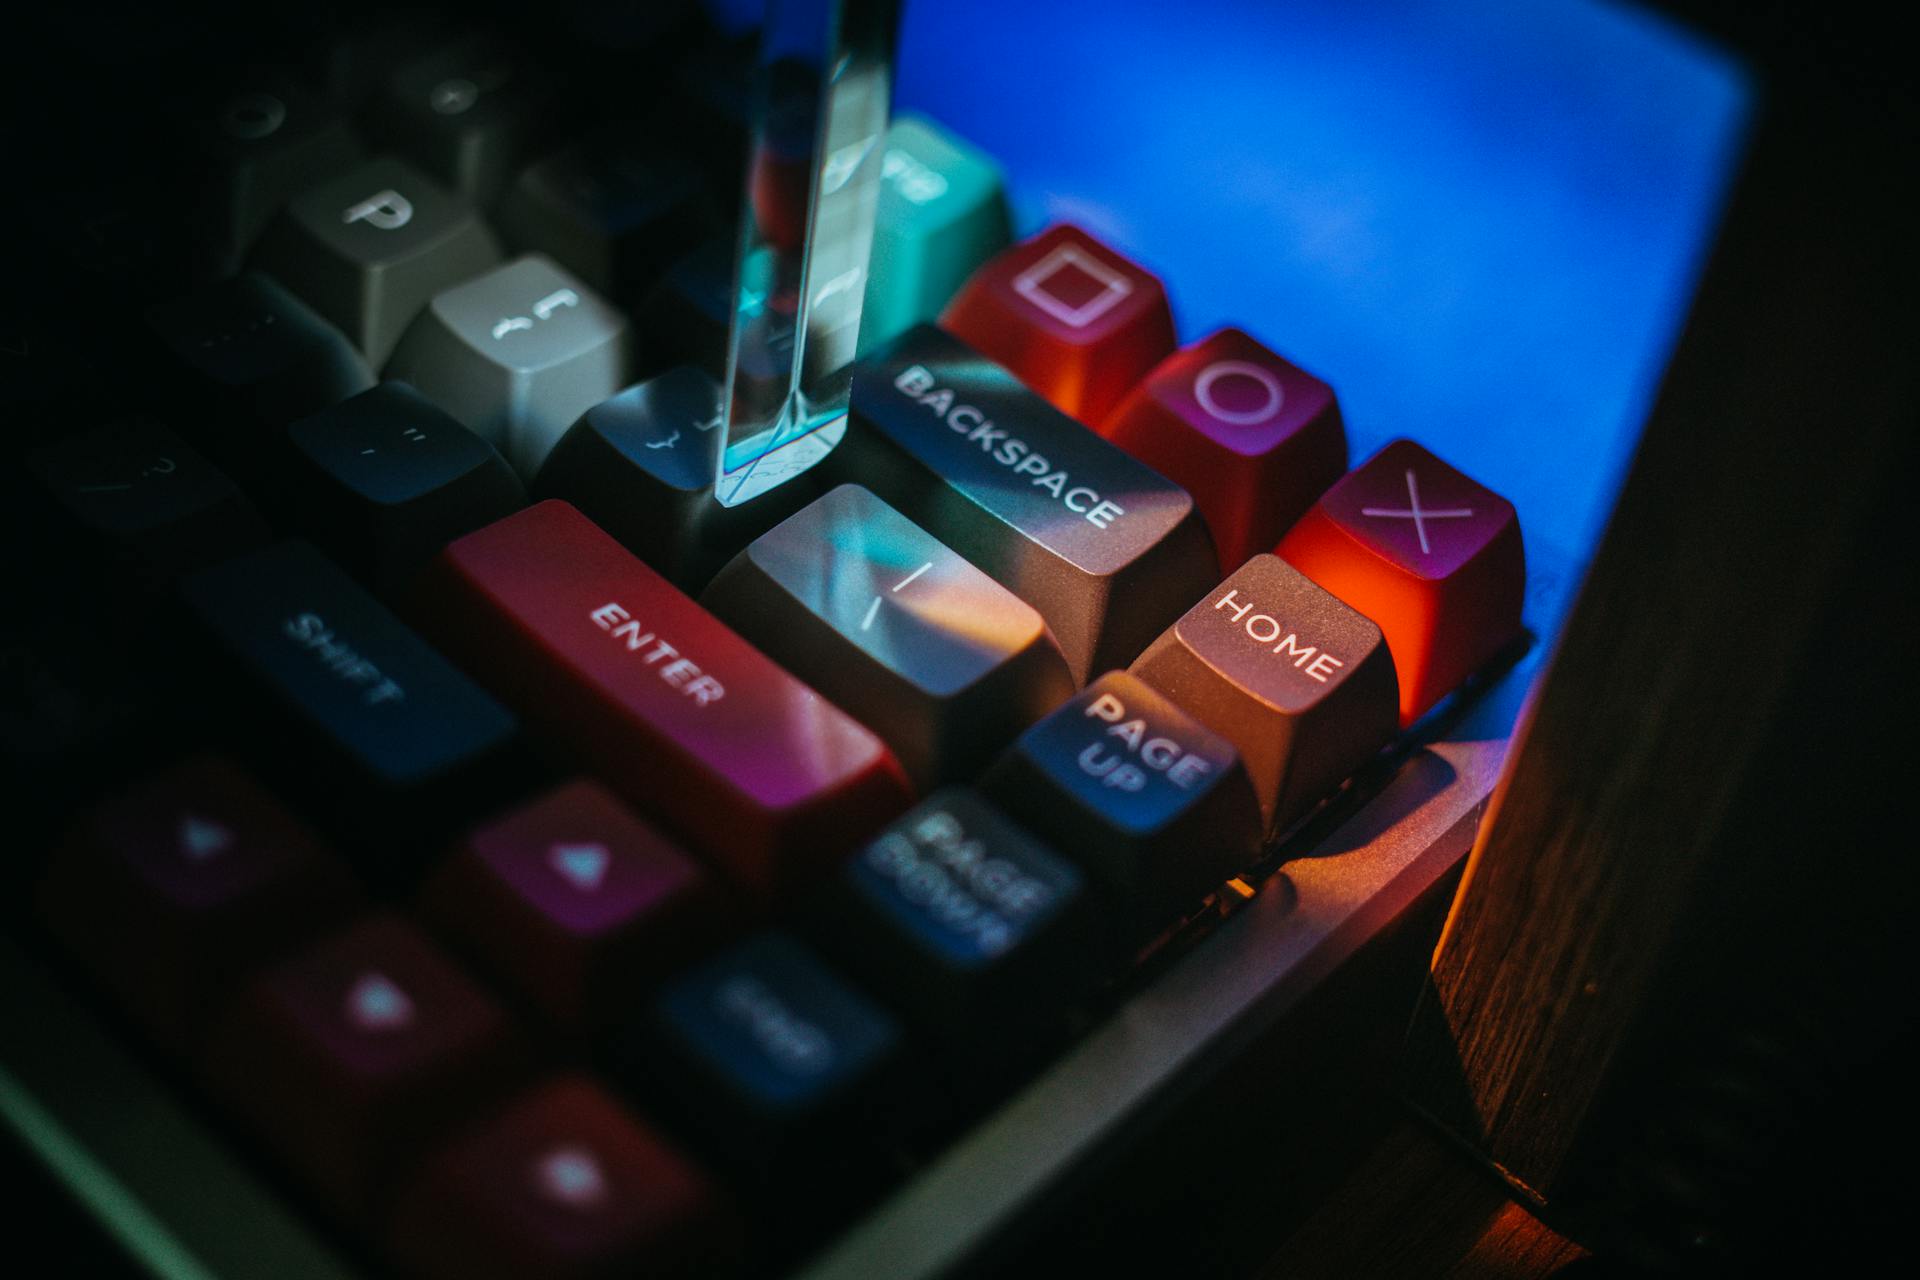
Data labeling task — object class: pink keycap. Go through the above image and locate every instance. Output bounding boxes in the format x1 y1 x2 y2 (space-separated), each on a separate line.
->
201 912 524 1228
423 779 727 1030
37 753 358 1053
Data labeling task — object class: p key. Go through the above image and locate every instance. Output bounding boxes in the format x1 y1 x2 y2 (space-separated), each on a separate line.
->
702 484 1074 789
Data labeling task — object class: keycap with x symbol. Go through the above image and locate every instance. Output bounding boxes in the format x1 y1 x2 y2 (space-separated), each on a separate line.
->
1276 439 1524 726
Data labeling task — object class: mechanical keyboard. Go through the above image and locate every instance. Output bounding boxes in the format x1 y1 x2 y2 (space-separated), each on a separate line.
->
0 2 1750 1276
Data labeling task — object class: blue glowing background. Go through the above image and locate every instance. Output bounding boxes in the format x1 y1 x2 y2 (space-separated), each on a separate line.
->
709 0 1751 727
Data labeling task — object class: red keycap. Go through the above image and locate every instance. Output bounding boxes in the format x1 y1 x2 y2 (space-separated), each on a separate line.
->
1101 327 1347 572
37 753 358 1054
415 501 913 897
423 779 727 1030
201 912 524 1227
389 1075 735 1280
940 223 1175 425
1275 439 1525 726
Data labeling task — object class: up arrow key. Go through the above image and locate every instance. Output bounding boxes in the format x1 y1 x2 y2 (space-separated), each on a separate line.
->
179 813 234 861
548 842 611 893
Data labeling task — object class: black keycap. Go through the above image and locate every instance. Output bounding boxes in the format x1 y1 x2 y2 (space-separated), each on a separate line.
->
25 418 268 588
703 484 1073 788
633 237 734 380
834 324 1217 685
369 33 557 206
147 271 374 472
178 540 519 857
285 381 524 593
188 68 364 266
619 933 904 1188
495 127 715 303
251 155 501 366
531 365 821 590
1129 554 1399 836
806 789 1091 1068
981 671 1262 926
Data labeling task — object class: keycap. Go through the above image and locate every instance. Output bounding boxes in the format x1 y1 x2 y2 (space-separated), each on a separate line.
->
389 1075 735 1280
25 417 267 587
146 271 375 471
858 114 1012 354
385 253 631 478
370 32 557 206
422 779 724 1031
201 912 524 1227
177 541 519 851
807 789 1089 1063
415 501 912 896
285 380 524 592
1129 554 1399 836
252 155 502 365
188 68 364 265
617 933 903 1182
37 753 359 1053
834 324 1216 684
1101 327 1347 572
940 223 1175 425
634 236 734 379
496 127 714 302
532 365 822 591
1276 439 1526 726
703 484 1074 788
981 672 1261 924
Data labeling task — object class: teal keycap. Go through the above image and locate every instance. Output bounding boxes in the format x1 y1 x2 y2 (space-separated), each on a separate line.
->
858 114 1013 354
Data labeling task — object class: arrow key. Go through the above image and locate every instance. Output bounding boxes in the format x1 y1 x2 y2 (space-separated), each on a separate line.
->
423 779 727 1031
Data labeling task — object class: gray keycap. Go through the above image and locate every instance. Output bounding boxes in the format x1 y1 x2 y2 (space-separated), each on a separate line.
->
384 254 631 478
702 483 1074 789
252 155 501 366
834 324 1217 685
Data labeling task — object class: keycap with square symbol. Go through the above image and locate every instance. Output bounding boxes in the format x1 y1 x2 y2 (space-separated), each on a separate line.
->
285 380 524 592
252 155 502 366
982 671 1262 924
422 779 725 1031
834 324 1216 685
201 912 525 1227
1276 438 1525 726
388 1075 735 1280
37 753 359 1053
1129 554 1399 836
532 365 824 592
702 484 1075 789
940 223 1175 425
1101 327 1348 572
385 253 631 478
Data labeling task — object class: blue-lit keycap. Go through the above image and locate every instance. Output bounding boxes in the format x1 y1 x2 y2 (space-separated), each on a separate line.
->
286 381 524 591
178 541 518 856
859 115 1012 355
631 933 901 1179
532 365 821 590
810 789 1089 1060
385 254 631 478
982 671 1262 925
702 484 1074 787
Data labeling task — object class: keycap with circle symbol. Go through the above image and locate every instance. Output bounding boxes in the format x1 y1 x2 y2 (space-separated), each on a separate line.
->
1276 438 1525 726
1101 327 1348 572
371 33 557 206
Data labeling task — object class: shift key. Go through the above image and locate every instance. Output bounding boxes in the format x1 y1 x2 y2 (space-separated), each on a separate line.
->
178 541 519 856
415 501 913 896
